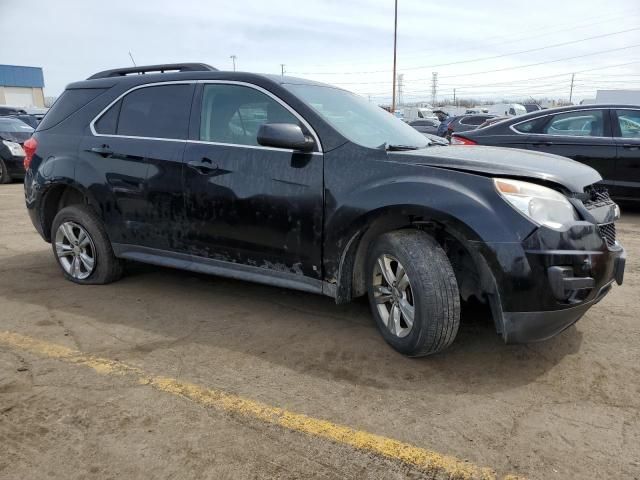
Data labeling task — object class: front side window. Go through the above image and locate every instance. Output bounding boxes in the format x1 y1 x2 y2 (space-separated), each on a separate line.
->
200 84 299 146
616 109 640 139
284 83 428 149
543 110 604 137
95 84 193 139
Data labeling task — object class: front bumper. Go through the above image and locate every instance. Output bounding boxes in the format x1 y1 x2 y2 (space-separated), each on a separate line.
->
473 220 626 344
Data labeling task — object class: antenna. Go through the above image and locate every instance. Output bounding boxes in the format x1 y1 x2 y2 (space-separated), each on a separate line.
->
128 51 137 67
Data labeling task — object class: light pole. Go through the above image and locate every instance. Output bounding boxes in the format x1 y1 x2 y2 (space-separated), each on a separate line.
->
230 55 237 72
391 0 398 113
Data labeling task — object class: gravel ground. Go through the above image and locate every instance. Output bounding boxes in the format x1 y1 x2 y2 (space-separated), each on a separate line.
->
0 183 638 479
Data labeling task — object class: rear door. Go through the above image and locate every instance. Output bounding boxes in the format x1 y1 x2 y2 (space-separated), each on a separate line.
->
82 82 194 249
612 108 640 201
182 82 324 279
525 109 617 192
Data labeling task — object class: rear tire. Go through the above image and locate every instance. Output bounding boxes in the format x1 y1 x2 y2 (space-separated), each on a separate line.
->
0 159 12 184
366 229 460 356
51 205 123 285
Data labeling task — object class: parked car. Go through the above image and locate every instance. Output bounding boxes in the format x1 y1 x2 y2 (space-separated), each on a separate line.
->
0 117 34 183
24 63 625 356
409 119 440 135
477 116 509 129
6 114 41 129
403 106 438 123
439 114 498 139
487 103 527 117
0 105 27 116
451 104 640 201
523 103 543 113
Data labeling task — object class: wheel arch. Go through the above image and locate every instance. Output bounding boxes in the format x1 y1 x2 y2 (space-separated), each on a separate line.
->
38 181 100 242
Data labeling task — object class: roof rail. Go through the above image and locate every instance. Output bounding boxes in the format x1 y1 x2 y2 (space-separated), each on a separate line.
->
87 63 218 80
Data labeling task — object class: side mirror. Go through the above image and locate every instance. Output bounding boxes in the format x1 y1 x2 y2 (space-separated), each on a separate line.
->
257 123 315 152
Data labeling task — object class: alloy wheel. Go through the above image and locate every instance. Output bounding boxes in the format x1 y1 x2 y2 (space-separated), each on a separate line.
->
372 254 415 338
55 221 96 280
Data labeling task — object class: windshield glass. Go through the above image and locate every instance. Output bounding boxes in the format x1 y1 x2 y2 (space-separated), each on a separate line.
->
0 118 34 133
284 84 428 149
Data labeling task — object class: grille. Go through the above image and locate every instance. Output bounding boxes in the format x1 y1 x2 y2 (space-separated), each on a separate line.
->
582 185 613 210
598 222 617 248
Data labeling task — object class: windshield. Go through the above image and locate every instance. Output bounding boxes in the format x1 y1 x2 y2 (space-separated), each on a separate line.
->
0 118 34 133
284 84 428 149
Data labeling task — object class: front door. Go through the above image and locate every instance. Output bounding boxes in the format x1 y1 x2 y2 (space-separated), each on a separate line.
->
612 108 640 201
182 82 324 279
527 109 617 193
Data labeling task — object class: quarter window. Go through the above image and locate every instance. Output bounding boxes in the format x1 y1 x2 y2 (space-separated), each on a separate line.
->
543 110 604 137
615 110 640 139
512 119 540 133
200 84 299 146
95 84 193 139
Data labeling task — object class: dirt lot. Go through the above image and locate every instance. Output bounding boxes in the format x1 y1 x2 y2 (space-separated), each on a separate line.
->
1 182 638 480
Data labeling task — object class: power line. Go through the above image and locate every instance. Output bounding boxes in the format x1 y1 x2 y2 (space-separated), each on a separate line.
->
292 28 639 75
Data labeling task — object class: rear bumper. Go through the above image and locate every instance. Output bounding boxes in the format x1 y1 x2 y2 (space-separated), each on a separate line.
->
2 154 25 178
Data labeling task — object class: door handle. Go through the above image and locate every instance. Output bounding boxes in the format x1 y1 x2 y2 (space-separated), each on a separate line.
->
187 157 218 174
89 145 113 157
622 144 639 150
532 141 553 147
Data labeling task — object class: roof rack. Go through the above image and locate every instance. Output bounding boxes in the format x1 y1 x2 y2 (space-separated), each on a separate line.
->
87 63 218 80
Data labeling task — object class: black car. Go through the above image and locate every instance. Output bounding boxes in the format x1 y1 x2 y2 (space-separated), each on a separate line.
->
452 105 640 201
408 119 440 135
0 117 34 183
437 114 497 139
0 106 27 115
7 114 41 129
24 63 625 356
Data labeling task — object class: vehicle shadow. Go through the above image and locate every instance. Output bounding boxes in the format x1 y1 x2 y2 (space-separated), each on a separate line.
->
2 251 583 395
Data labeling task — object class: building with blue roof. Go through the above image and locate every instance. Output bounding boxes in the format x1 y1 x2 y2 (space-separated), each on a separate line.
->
0 65 45 108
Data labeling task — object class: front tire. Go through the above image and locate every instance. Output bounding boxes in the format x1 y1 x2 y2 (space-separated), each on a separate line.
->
366 230 460 356
51 205 123 285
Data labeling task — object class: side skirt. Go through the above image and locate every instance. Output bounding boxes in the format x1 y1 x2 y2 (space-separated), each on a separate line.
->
112 243 331 297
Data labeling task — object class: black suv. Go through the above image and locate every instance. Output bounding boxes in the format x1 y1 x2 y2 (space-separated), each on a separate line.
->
24 63 625 356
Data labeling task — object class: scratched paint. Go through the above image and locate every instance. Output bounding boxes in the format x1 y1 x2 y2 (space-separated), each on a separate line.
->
0 331 525 480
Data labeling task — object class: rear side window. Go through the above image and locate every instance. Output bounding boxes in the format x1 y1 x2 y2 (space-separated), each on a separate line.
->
38 88 107 131
513 119 540 133
113 84 193 139
615 110 640 139
543 110 604 137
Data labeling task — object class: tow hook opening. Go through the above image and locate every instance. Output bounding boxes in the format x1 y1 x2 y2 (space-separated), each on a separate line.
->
548 266 595 303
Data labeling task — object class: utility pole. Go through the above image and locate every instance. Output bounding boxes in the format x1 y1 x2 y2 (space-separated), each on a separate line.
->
453 88 456 106
569 73 575 104
230 55 237 71
431 72 438 106
397 74 404 107
391 0 398 113
280 64 286 79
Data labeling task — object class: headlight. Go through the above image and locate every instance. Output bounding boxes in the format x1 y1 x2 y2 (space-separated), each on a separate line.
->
494 178 578 229
2 140 25 157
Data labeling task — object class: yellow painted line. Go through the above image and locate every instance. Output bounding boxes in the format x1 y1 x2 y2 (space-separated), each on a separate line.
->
0 331 525 480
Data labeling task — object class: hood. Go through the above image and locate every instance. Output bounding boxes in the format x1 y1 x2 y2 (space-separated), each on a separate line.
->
390 145 601 193
0 131 32 145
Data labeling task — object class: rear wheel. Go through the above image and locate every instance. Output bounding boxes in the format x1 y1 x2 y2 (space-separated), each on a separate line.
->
0 159 12 184
51 205 123 284
366 230 460 356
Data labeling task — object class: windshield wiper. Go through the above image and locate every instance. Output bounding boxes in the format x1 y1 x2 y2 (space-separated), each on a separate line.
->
378 142 422 151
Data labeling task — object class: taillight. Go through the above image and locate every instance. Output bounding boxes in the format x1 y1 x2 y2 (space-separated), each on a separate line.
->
450 136 477 146
23 137 37 170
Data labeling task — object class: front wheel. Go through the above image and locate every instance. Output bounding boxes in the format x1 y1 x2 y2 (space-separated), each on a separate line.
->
366 230 460 357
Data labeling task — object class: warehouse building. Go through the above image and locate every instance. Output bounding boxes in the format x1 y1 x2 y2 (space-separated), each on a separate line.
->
0 64 45 108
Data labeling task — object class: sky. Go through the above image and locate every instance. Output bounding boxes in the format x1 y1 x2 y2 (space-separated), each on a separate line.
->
1 0 639 104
